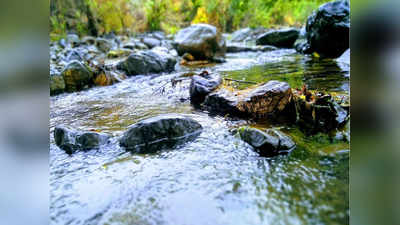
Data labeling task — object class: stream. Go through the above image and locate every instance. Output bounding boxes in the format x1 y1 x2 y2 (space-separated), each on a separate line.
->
50 48 349 225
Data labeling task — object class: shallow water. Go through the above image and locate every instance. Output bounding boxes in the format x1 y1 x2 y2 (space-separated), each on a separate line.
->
50 48 349 225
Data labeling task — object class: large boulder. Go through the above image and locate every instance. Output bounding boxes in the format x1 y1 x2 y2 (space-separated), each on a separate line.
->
294 93 349 133
302 0 350 58
204 80 296 121
256 28 300 48
119 114 203 153
237 127 296 157
174 24 226 60
54 125 110 154
190 73 222 105
61 60 93 92
117 47 177 75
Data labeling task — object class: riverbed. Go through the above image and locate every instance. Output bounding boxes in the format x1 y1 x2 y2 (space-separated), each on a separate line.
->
50 48 349 225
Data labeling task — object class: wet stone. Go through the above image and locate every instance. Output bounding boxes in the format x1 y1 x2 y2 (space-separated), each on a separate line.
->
119 114 203 153
54 125 110 154
237 127 296 157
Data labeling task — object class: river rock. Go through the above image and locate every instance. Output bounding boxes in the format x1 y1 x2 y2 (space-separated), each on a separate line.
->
54 125 110 154
117 47 177 75
61 60 93 92
256 28 300 48
204 80 296 121
231 27 268 42
50 71 65 95
302 0 350 58
119 114 203 153
96 38 114 52
142 37 161 49
238 127 295 157
190 73 222 105
295 93 349 133
174 24 226 60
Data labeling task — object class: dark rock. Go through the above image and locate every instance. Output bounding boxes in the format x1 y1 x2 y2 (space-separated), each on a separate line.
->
54 125 110 154
227 43 277 53
256 28 300 48
294 94 349 133
96 38 114 52
117 47 177 75
119 114 203 153
204 80 296 122
238 127 295 157
50 71 65 95
190 73 222 105
61 60 93 92
174 24 226 60
303 0 350 58
231 27 268 42
142 37 161 48
294 26 313 54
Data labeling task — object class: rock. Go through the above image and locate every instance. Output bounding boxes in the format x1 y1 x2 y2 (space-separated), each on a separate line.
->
231 27 268 42
54 125 110 154
174 24 226 60
96 38 114 52
182 53 195 61
122 41 149 50
204 80 296 122
256 28 300 48
294 93 349 133
107 49 133 59
61 60 93 92
303 0 350 58
117 47 177 75
142 37 161 48
66 34 80 47
119 114 203 153
227 43 277 53
294 26 313 54
238 127 295 157
50 72 65 95
190 73 222 105
81 36 96 45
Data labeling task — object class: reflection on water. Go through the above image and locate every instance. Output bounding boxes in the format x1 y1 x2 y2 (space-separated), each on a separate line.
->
50 49 349 225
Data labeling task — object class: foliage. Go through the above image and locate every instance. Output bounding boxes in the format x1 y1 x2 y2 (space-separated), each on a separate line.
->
50 0 332 36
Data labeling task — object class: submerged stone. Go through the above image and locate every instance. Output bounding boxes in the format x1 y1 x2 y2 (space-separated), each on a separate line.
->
119 114 203 153
238 127 296 157
54 125 110 154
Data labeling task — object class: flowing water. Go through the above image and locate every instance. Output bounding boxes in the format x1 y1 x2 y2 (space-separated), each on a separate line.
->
50 49 349 225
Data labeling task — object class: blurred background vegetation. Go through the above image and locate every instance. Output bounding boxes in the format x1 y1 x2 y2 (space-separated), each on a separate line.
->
50 0 331 40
